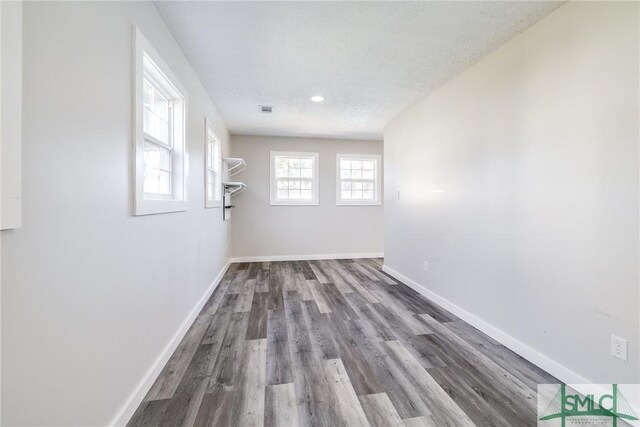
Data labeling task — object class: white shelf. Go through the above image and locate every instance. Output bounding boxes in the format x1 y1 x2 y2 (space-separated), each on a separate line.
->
223 181 246 197
223 157 246 176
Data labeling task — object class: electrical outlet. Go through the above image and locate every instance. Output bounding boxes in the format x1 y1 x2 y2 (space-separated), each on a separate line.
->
423 261 429 272
397 190 401 201
611 335 628 362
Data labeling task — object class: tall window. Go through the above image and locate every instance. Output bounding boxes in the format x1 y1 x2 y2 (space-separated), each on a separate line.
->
134 28 188 216
205 121 222 208
270 151 319 206
336 154 382 206
142 69 172 196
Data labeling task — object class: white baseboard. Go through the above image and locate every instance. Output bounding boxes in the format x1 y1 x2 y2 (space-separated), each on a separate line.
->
381 264 593 386
229 252 384 263
383 265 640 416
109 260 231 427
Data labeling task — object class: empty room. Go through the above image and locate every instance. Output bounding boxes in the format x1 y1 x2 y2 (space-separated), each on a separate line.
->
1 0 639 426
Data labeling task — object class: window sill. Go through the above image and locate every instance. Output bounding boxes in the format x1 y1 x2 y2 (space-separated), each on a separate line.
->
135 199 187 216
270 200 319 206
336 201 382 206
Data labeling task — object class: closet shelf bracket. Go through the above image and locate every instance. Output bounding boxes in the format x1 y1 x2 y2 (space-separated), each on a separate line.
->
223 157 246 177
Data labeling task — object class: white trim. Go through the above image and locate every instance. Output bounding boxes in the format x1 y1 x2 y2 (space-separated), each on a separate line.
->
134 199 187 216
0 3 3 419
381 264 594 385
336 153 382 206
270 151 319 206
110 260 231 427
229 252 384 263
382 264 640 417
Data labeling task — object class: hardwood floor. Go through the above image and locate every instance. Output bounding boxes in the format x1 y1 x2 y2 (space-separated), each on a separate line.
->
128 259 556 427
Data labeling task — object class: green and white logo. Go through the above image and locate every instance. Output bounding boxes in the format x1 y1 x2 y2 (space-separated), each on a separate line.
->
538 384 639 426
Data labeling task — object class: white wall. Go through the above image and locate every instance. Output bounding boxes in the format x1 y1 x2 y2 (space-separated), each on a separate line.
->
385 1 639 385
1 2 231 425
1 0 21 230
231 135 384 260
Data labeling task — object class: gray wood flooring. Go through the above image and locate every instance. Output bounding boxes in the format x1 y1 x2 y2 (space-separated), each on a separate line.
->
128 258 556 427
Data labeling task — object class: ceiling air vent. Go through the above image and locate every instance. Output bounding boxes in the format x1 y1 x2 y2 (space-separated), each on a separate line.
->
259 105 274 114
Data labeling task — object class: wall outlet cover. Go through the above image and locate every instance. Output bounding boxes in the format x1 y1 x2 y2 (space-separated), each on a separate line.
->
611 335 628 362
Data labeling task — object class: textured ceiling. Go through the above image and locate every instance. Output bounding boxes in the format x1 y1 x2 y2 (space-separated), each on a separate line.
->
154 1 563 141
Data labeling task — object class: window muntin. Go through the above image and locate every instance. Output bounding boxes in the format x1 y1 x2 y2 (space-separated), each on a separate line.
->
205 124 222 208
142 61 175 196
275 157 313 200
336 154 381 205
142 74 171 145
143 141 172 195
270 152 319 205
134 28 188 216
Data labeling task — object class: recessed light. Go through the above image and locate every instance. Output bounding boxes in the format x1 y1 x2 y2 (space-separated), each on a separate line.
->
311 95 325 103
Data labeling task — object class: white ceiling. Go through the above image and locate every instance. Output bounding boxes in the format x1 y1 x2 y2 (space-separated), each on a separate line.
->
154 1 563 141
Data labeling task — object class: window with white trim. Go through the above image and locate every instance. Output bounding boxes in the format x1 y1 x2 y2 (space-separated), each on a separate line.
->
205 121 222 208
134 28 188 215
336 154 382 205
270 151 319 206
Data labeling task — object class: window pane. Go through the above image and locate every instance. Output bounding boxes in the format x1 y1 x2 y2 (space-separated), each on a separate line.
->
144 168 171 195
206 131 222 203
213 143 221 173
144 141 171 171
362 160 374 170
158 171 171 194
273 154 316 202
275 156 315 177
143 81 152 109
213 175 221 201
337 156 379 204
276 158 288 177
206 142 213 169
143 142 171 195
143 78 170 145
300 190 312 200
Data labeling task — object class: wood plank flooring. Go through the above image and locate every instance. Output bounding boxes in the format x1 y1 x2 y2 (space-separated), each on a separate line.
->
128 259 557 427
